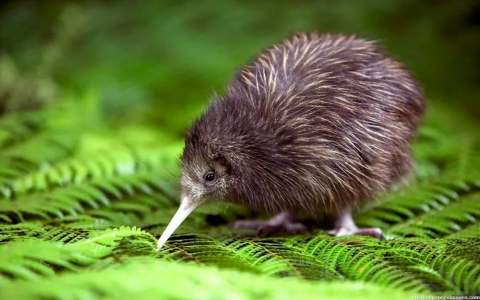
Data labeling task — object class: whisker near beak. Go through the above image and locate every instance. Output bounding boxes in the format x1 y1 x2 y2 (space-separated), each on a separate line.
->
155 197 198 251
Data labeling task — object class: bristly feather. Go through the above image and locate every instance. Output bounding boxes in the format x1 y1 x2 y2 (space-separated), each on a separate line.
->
182 32 426 215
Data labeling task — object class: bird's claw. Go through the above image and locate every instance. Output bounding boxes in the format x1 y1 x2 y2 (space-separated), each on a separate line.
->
326 227 385 239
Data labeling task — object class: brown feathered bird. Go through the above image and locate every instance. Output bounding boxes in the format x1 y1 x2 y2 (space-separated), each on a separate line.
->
156 32 426 250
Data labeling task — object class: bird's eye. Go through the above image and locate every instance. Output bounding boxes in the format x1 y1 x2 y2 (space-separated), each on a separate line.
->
204 171 216 182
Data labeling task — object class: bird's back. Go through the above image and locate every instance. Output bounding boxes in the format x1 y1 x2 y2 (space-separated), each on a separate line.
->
220 33 425 212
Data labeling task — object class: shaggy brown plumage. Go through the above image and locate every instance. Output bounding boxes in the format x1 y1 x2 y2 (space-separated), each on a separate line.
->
156 32 426 250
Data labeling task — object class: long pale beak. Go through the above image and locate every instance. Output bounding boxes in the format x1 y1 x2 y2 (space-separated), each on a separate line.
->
156 197 198 251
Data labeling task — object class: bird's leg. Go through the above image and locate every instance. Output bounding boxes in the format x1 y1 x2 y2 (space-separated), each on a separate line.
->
229 211 308 237
327 207 385 239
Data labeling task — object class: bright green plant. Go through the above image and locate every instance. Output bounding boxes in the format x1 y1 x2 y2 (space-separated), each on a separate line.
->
0 96 479 299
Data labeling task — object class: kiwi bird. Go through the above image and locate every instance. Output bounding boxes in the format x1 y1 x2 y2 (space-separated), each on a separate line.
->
156 32 426 250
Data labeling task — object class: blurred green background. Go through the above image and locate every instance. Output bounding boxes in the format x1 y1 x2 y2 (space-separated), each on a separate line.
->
1 0 479 134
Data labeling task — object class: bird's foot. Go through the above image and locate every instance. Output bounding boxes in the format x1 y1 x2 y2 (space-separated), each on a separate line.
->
229 212 308 237
327 208 386 239
326 227 385 239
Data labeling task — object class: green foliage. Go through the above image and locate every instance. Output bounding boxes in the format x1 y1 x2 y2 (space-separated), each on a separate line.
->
0 100 479 299
0 258 417 300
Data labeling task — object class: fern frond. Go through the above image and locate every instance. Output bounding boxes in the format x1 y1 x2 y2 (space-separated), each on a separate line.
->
0 240 81 281
387 192 480 238
356 180 480 237
298 236 433 292
0 172 174 223
389 239 480 295
221 238 343 280
446 224 480 239
0 226 152 282
0 222 46 242
0 259 419 300
2 136 182 198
